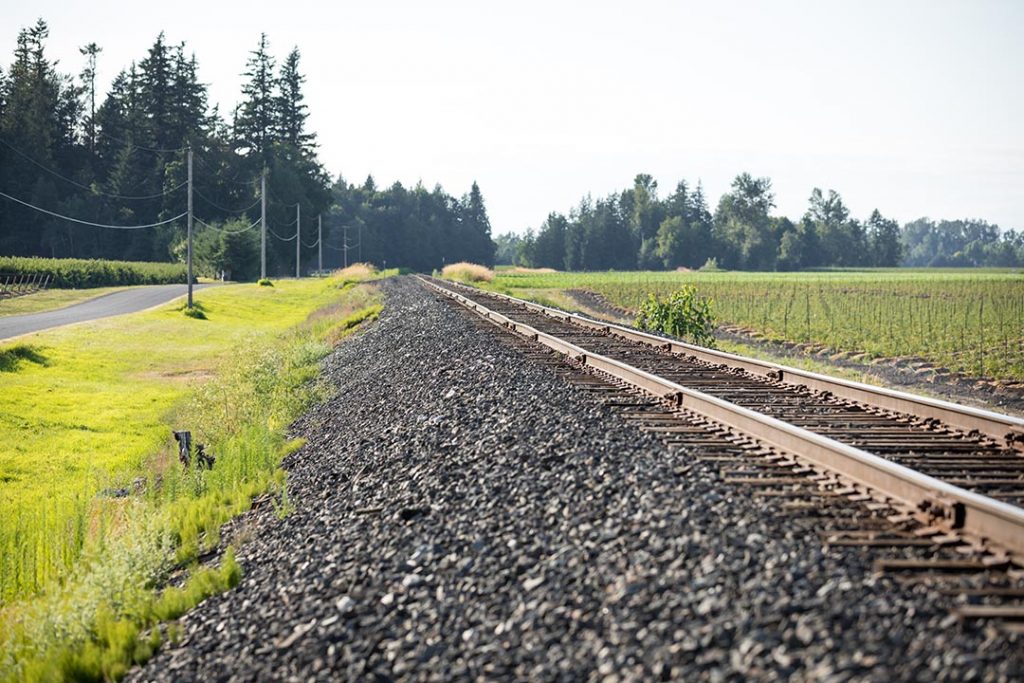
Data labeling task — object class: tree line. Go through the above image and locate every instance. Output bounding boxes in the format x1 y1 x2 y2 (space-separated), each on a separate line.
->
0 20 495 278
498 174 1024 270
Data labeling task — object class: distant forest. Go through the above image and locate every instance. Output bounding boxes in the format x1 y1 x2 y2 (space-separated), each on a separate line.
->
497 174 1024 271
2 21 1020 276
0 20 494 278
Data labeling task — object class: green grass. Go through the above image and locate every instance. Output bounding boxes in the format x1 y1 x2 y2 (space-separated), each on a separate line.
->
489 269 1024 382
0 274 384 680
0 287 128 318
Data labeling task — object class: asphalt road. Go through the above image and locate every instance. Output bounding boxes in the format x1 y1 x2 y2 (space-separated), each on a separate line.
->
0 284 210 341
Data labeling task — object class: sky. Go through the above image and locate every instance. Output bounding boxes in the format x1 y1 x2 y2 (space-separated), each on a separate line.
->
1 0 1022 235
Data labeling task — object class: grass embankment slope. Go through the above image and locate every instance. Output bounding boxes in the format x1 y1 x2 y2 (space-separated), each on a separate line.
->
489 269 1024 383
0 267 384 681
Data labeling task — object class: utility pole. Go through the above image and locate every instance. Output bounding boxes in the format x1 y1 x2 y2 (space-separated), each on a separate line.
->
343 225 349 268
260 169 267 280
187 146 193 308
317 214 322 274
295 204 301 278
358 223 362 262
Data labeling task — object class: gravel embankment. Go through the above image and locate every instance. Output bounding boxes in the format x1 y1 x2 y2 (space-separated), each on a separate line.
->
132 276 1022 682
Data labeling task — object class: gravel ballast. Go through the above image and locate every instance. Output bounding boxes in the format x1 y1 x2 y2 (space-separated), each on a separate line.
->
132 277 1023 682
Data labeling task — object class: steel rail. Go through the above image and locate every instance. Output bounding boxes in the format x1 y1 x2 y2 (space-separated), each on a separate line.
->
420 276 1024 560
439 279 1024 450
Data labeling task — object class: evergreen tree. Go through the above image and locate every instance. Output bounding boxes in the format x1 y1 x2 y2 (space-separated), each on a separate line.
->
0 20 82 256
78 42 101 154
459 181 495 265
234 34 277 166
529 212 567 269
275 48 314 154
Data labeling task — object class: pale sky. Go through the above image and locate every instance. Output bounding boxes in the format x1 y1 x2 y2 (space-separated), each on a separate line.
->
2 0 1022 235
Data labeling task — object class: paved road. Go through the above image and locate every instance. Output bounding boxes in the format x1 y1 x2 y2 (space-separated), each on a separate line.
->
0 284 210 340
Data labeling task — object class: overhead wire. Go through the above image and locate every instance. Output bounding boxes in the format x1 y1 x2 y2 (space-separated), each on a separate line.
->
268 226 297 241
192 187 261 214
0 191 186 229
0 138 187 200
193 154 260 187
95 129 189 154
195 217 262 234
267 185 299 206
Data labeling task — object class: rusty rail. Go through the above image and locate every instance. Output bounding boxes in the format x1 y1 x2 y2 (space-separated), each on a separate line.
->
440 279 1024 450
421 275 1024 561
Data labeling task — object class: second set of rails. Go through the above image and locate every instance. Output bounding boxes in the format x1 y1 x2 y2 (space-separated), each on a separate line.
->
419 276 1024 571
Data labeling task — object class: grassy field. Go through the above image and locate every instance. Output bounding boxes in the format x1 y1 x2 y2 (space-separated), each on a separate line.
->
0 269 384 680
489 269 1024 383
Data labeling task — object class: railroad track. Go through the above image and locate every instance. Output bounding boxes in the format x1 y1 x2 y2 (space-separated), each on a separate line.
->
421 275 1024 631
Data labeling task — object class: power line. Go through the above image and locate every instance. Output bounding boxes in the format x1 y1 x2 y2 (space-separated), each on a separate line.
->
193 154 260 187
0 191 186 229
95 129 189 154
0 138 188 200
267 186 299 206
301 237 320 249
268 226 297 241
192 188 261 214
196 217 262 234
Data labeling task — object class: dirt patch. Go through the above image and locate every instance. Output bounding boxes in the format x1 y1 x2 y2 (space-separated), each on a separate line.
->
135 367 216 384
566 289 634 321
714 325 1024 417
562 289 1024 417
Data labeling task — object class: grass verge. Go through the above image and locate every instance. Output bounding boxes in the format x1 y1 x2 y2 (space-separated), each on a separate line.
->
0 275 384 681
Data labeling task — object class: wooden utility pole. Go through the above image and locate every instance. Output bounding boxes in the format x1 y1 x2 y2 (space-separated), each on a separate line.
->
260 169 267 280
187 147 193 308
295 204 301 278
317 214 323 274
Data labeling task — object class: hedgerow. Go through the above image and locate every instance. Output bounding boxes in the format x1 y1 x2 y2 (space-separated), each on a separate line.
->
0 256 187 288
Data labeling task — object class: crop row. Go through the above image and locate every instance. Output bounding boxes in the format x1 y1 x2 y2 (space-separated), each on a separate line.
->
0 256 187 288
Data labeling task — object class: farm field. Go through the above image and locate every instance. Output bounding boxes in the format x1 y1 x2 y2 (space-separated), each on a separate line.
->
488 269 1024 383
0 271 383 679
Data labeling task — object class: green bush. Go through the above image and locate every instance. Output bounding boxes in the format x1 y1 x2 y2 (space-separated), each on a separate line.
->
636 286 716 347
698 257 723 272
257 278 273 287
0 256 187 288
